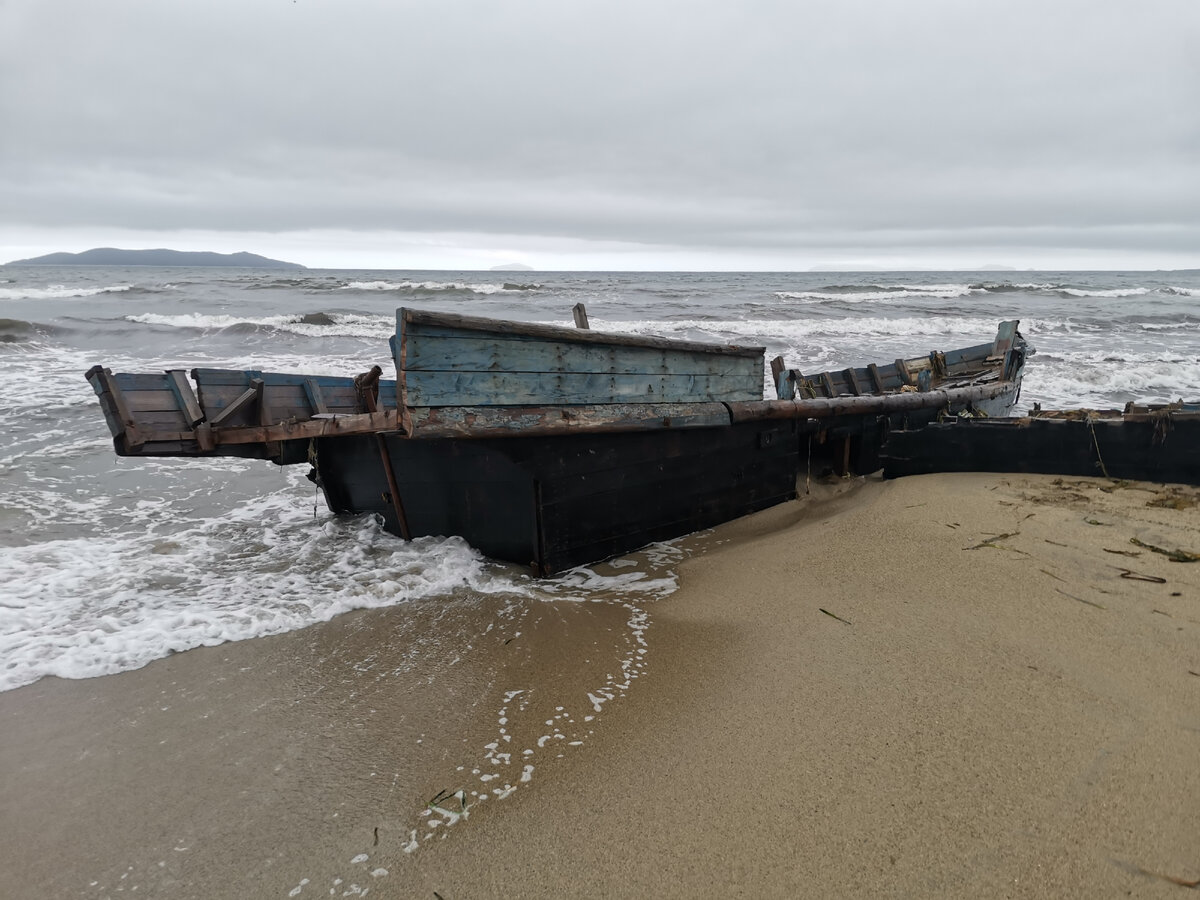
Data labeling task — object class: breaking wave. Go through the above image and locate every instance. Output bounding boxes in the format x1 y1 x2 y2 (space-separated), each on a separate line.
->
341 280 540 295
123 311 393 338
0 284 133 301
775 282 1197 304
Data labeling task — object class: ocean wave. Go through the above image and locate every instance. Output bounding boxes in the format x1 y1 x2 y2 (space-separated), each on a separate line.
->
774 281 1197 305
1057 287 1152 299
340 280 539 295
588 314 1017 343
0 284 133 301
0 478 538 692
775 283 983 303
0 317 69 342
123 311 393 338
1025 355 1200 408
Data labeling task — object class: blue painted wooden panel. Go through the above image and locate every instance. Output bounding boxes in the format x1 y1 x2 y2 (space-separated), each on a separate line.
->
404 333 760 378
114 372 175 391
396 308 764 406
402 370 756 406
191 369 399 419
942 342 993 368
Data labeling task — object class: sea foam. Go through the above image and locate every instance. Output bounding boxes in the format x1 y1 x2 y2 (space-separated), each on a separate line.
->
0 473 535 692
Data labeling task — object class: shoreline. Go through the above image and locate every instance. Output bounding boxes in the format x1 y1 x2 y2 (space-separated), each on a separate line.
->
2 473 1199 897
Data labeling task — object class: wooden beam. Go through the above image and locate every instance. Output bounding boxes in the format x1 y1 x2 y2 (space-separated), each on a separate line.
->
399 307 765 358
406 401 732 439
770 356 788 399
725 382 1017 423
212 409 402 445
360 385 411 540
843 368 862 396
572 303 590 329
85 366 145 451
303 377 329 414
166 370 205 427
208 378 263 427
867 363 885 394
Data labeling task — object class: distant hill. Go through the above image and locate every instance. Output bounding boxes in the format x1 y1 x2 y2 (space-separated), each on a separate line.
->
6 248 306 269
490 262 534 271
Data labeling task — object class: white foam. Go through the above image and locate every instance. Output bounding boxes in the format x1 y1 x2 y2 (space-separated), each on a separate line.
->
0 471 535 692
1057 287 1152 298
1024 354 1200 408
340 280 522 295
123 312 393 339
0 284 132 301
775 283 981 303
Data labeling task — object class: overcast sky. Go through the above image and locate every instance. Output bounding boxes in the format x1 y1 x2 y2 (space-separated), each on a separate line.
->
2 0 1197 270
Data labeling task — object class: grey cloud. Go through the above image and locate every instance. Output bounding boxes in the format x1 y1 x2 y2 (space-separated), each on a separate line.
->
2 0 1198 266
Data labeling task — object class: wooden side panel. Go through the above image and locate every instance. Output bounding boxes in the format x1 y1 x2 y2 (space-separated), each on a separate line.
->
882 416 1200 485
313 421 802 574
401 370 758 407
404 333 762 377
192 369 399 423
942 342 994 372
395 307 764 407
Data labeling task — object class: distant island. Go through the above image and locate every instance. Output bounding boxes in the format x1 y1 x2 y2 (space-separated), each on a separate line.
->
490 262 534 271
5 248 306 269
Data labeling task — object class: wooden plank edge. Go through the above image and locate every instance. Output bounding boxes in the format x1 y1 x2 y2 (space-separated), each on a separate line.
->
399 306 766 358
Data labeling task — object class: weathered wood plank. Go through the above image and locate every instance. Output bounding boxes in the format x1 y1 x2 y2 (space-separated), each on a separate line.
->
167 370 205 427
402 333 763 379
399 307 765 358
843 368 862 396
403 369 761 407
406 402 732 438
942 342 994 369
303 378 329 414
109 372 175 391
209 379 263 427
124 390 189 413
726 381 1018 423
212 410 403 445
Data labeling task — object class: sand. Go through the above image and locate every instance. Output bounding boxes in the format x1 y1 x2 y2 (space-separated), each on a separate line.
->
2 473 1199 898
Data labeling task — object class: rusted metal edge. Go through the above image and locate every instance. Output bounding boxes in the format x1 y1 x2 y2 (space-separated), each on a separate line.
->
405 402 733 439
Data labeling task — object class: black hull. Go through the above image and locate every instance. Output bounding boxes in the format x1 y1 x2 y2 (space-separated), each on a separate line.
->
882 415 1200 485
313 420 804 575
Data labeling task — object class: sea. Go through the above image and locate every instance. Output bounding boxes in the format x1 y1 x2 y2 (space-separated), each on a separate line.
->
2 266 1199 695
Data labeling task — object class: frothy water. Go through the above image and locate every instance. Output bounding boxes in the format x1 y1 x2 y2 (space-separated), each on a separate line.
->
1 264 1198 694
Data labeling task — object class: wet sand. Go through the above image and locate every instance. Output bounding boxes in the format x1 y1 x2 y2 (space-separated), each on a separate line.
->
3 473 1199 898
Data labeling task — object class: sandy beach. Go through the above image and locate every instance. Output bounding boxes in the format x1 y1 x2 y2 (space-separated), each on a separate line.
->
3 472 1199 898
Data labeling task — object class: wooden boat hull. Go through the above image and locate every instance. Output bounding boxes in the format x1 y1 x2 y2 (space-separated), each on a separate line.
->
311 419 803 575
84 311 1029 574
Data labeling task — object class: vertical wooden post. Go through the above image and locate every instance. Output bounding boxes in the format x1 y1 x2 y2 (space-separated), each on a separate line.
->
572 303 590 329
357 368 411 540
770 356 787 399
